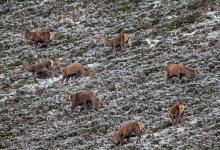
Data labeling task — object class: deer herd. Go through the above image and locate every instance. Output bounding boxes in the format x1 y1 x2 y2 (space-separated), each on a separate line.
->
21 12 202 146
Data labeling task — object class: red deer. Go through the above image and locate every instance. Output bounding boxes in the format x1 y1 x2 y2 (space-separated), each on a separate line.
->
61 63 88 84
102 33 130 52
166 63 200 83
169 101 185 124
25 59 55 81
98 120 144 146
68 91 103 112
23 29 54 48
61 63 95 84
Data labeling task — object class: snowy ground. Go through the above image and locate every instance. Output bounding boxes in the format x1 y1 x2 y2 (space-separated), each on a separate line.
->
0 0 220 149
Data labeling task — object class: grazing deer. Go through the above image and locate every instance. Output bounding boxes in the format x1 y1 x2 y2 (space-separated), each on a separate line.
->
61 63 95 84
169 100 185 124
68 91 103 112
101 33 130 52
61 63 86 84
25 59 55 81
98 120 144 146
166 63 200 83
23 29 54 48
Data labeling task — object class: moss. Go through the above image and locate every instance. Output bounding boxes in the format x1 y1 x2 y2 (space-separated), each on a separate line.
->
216 118 220 123
138 14 146 20
211 123 220 130
150 121 172 133
195 121 203 128
214 131 220 137
120 5 133 12
0 0 9 4
143 66 159 76
63 36 81 46
167 11 201 30
65 0 75 4
84 144 96 149
187 2 199 11
151 139 160 145
77 124 108 134
116 28 124 34
124 145 140 150
161 144 173 149
151 18 160 26
181 26 190 32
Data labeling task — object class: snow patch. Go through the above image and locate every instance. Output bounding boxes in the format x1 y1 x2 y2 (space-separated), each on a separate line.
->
87 63 100 68
145 38 160 48
21 76 61 92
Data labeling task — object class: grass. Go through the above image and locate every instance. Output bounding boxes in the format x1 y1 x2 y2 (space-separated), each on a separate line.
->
195 121 203 128
77 124 108 134
143 66 159 76
150 121 172 133
167 11 201 30
187 2 199 11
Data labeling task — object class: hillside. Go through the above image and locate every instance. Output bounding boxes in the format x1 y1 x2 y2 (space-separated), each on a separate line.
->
0 0 220 149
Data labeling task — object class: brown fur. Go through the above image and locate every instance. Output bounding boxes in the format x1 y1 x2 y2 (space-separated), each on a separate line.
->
68 91 103 112
102 33 130 52
23 29 54 48
108 120 144 146
169 102 185 124
167 64 200 83
26 59 55 81
61 63 87 84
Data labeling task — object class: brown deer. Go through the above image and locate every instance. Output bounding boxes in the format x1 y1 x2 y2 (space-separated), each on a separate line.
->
25 59 55 81
68 91 103 112
169 100 185 124
166 63 200 83
101 33 130 52
98 120 144 146
23 29 54 48
61 63 86 84
61 63 96 84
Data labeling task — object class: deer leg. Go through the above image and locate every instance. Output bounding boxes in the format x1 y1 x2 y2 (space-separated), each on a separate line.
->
179 74 183 84
113 43 116 52
50 66 55 78
41 68 53 78
34 41 38 49
65 76 70 84
119 137 124 146
178 111 184 123
136 135 141 144
135 127 142 144
125 136 130 142
71 103 76 112
83 101 87 110
61 75 66 84
75 71 81 79
32 72 38 82
51 69 55 78
167 75 172 83
120 41 123 50
47 69 54 78
177 74 182 84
